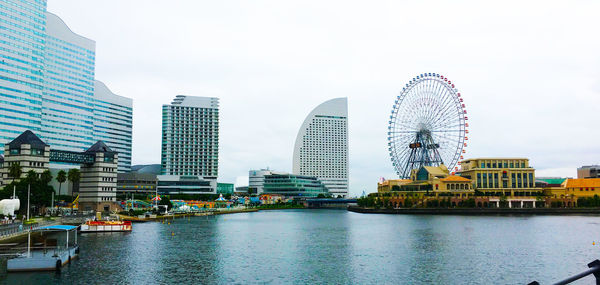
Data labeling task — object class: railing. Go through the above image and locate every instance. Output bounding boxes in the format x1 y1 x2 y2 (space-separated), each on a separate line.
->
529 260 600 285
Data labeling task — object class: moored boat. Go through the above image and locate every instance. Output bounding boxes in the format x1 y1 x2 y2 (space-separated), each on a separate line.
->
7 225 79 272
80 220 132 233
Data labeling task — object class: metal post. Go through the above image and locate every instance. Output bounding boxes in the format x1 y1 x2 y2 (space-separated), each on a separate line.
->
589 260 600 285
27 230 31 258
27 184 30 221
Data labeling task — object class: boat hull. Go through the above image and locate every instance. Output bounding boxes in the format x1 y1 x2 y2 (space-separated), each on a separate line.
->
7 246 78 272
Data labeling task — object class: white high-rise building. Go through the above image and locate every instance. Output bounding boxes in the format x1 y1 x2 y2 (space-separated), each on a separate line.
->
161 95 219 182
0 2 133 172
292 98 349 197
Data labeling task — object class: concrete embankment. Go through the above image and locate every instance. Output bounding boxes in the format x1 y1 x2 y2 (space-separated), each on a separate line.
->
347 206 600 215
118 208 259 222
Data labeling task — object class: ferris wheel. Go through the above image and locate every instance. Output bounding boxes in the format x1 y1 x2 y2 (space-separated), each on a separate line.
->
387 73 468 178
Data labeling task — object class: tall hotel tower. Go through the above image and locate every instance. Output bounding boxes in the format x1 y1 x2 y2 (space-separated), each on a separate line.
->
161 96 219 179
293 98 349 198
0 1 133 172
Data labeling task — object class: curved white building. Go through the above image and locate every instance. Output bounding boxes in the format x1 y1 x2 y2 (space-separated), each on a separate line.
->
293 98 349 197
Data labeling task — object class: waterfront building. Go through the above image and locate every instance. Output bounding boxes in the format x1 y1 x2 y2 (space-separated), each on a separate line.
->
217 183 234 195
292 98 349 198
0 130 118 211
249 169 280 194
234 186 249 195
560 178 600 198
378 165 474 198
161 95 219 191
0 131 50 185
79 141 118 212
262 173 329 198
578 165 600 179
156 175 217 195
458 158 541 196
0 2 133 172
93 81 133 172
117 172 157 195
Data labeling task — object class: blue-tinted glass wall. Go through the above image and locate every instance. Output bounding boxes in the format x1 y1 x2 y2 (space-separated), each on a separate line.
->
41 12 95 152
0 0 46 151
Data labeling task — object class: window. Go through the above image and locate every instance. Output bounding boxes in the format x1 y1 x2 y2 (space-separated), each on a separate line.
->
10 148 19 155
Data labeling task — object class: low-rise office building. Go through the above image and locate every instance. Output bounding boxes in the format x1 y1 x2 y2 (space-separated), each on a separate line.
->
117 172 158 195
156 175 217 195
263 173 329 198
217 183 234 195
249 169 276 194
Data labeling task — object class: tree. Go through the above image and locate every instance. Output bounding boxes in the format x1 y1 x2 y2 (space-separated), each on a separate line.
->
67 169 81 194
25 170 38 183
40 170 53 185
8 163 22 182
68 168 81 211
159 196 173 210
56 170 67 197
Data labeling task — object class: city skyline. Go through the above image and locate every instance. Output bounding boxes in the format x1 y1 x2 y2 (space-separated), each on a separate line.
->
46 0 600 197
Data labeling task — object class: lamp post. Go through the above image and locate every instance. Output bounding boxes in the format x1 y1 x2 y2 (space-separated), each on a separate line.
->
27 184 30 221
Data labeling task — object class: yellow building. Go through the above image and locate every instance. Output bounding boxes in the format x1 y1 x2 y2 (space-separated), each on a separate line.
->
458 158 541 197
561 178 600 198
378 165 474 198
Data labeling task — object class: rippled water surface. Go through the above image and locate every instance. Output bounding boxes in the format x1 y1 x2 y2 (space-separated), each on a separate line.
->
3 210 600 284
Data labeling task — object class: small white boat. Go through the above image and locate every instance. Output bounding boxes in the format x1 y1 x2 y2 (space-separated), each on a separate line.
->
7 225 79 272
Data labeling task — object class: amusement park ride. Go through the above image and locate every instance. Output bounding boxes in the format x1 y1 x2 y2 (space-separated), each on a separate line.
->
388 73 468 178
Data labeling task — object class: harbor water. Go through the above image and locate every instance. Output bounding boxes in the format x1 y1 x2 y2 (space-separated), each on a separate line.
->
3 209 600 284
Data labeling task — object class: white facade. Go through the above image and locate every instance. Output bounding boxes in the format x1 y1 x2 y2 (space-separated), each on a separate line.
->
161 95 219 180
292 98 349 197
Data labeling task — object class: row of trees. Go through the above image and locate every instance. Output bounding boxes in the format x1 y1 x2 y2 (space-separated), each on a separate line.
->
0 163 81 216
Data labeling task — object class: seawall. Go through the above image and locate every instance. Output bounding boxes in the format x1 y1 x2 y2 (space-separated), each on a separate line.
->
347 206 600 215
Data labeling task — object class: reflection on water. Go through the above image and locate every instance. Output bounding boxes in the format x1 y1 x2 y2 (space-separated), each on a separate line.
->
2 210 600 284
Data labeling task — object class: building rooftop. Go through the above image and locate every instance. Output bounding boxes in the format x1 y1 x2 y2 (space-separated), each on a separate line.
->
423 165 449 177
7 130 48 149
85 141 115 154
440 176 471 182
563 178 600 188
461 158 529 161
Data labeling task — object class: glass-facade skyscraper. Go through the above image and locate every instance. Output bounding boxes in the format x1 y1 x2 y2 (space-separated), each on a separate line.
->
0 0 133 172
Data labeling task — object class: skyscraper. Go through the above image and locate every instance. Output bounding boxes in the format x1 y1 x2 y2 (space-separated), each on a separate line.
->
0 0 47 145
161 95 219 179
93 81 133 172
0 1 133 171
293 98 349 197
41 12 96 152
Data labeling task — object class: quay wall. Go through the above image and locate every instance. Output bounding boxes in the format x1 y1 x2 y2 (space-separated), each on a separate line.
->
347 206 600 215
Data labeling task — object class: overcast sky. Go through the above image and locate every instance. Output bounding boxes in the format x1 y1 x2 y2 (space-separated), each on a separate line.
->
48 0 600 197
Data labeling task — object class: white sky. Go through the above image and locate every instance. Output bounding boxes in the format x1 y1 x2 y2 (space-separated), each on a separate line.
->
47 0 600 197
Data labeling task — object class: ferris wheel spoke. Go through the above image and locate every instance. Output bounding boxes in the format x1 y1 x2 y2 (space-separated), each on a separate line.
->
388 73 467 178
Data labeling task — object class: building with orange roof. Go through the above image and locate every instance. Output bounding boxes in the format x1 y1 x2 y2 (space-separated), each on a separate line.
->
560 178 600 198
